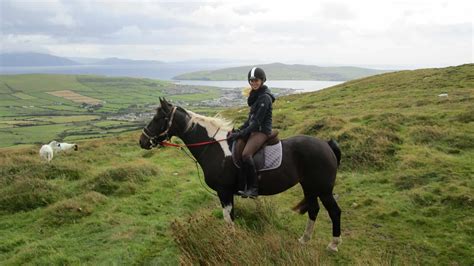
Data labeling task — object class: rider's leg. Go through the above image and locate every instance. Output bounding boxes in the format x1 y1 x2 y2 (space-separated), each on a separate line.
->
240 132 268 198
234 138 247 192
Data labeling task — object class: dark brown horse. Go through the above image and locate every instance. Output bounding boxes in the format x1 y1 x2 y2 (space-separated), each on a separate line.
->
139 98 343 251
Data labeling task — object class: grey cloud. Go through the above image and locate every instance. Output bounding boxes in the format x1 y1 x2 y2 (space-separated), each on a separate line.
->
1 0 201 44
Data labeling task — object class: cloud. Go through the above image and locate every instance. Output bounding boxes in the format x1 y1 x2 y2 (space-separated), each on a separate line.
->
0 0 472 66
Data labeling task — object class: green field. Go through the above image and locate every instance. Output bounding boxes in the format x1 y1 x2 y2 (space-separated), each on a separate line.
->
0 74 223 147
0 64 473 264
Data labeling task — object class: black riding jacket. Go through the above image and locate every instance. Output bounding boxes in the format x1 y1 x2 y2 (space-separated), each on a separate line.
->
239 85 275 136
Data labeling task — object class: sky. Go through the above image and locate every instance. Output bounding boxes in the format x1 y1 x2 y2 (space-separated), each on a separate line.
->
0 0 473 68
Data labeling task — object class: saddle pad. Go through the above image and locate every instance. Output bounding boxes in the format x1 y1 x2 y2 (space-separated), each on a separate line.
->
232 141 283 172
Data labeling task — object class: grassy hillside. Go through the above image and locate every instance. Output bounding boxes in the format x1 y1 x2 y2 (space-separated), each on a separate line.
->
0 74 222 147
173 62 391 81
0 64 472 264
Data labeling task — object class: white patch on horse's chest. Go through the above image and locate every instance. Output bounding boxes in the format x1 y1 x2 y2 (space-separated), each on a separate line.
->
204 127 232 157
185 110 232 157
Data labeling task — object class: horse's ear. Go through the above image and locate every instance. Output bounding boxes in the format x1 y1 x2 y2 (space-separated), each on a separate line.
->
161 97 172 113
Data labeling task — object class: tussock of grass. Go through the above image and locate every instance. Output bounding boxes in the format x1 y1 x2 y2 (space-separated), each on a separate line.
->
299 116 346 138
395 171 444 190
454 108 474 123
409 125 474 153
272 113 296 131
42 192 107 226
171 201 327 265
337 126 401 170
0 154 85 183
87 161 160 196
362 112 406 132
0 177 62 213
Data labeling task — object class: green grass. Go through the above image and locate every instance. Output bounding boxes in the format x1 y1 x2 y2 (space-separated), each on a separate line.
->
0 64 473 264
0 135 215 264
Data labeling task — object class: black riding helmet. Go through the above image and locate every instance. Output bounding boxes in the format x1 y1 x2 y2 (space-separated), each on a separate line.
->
248 67 266 83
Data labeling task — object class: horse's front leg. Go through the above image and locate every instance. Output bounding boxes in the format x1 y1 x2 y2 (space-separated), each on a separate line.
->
217 190 235 225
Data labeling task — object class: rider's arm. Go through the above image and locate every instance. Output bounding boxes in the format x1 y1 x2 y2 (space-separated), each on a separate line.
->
239 95 272 137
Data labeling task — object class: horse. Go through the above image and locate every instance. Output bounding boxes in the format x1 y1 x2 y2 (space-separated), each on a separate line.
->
139 98 343 251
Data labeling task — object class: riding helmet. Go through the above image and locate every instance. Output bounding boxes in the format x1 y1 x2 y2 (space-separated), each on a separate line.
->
248 67 266 83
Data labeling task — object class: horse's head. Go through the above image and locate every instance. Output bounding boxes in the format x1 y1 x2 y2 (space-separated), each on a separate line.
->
139 98 178 150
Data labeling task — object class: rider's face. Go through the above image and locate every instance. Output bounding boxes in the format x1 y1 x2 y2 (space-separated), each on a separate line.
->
249 79 263 90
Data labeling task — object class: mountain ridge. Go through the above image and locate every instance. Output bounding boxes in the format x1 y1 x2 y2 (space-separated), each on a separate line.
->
173 62 393 81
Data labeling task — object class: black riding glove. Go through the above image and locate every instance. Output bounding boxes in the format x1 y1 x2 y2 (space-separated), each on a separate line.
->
228 131 241 142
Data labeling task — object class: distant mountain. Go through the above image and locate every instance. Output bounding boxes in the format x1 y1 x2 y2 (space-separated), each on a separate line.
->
173 62 392 81
94 57 163 65
67 57 103 64
0 52 80 67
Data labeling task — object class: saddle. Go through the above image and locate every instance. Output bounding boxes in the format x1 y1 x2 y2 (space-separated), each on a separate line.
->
231 130 283 172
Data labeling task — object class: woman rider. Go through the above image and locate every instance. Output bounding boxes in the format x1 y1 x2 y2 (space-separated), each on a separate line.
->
228 67 275 198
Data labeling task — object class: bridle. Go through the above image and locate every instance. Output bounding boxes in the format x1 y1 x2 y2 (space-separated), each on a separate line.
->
142 106 178 147
142 105 230 149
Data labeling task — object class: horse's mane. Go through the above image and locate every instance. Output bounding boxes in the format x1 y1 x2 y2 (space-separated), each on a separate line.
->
184 109 233 132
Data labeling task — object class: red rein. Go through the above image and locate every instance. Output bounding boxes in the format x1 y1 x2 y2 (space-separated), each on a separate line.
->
159 138 228 148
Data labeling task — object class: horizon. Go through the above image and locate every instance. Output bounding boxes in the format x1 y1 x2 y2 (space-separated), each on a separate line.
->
1 0 472 70
2 51 469 71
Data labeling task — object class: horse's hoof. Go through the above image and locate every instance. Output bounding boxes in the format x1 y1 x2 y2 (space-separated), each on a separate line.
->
327 243 338 252
327 236 342 252
228 223 236 233
298 236 310 244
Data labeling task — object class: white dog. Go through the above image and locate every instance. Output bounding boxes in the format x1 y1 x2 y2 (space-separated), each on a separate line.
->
57 142 78 152
39 143 55 162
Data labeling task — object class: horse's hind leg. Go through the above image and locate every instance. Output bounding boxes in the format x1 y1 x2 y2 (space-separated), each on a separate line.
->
320 194 342 251
298 195 320 244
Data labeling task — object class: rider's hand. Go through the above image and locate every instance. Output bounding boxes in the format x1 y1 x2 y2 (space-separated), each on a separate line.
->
228 131 241 142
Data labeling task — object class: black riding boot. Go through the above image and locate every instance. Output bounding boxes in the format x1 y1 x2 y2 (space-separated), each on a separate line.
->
240 158 259 199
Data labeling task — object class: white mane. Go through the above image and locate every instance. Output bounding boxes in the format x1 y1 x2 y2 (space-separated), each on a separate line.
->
185 110 233 133
184 109 233 157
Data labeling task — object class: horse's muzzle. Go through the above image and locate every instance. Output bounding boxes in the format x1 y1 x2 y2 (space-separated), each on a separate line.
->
139 134 153 150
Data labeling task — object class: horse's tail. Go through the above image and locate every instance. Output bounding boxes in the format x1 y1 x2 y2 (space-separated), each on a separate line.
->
328 139 341 167
292 198 309 214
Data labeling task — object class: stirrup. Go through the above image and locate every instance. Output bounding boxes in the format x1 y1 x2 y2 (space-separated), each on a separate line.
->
242 188 258 199
237 190 248 198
